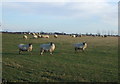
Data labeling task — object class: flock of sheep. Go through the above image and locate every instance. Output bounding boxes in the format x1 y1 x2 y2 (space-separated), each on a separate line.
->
23 33 58 39
18 33 87 55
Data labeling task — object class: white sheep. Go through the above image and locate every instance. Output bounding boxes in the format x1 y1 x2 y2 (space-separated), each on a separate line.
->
71 35 76 38
32 33 36 36
38 35 42 38
41 35 49 38
23 35 28 39
33 35 38 39
74 42 87 52
18 43 33 54
79 35 82 37
40 42 55 55
54 34 58 38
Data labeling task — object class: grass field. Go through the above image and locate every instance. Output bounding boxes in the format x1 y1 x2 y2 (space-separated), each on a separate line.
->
2 33 118 82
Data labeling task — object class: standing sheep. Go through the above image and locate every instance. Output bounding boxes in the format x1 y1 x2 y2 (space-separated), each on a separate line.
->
23 35 28 39
71 35 76 38
18 43 33 54
54 34 58 38
79 35 82 37
38 35 42 38
40 42 55 55
74 42 87 52
33 35 38 39
41 35 49 38
32 33 36 36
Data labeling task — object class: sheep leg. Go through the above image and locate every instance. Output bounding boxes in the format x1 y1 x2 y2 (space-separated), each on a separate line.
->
40 49 44 55
82 48 85 52
19 50 22 54
75 48 79 52
30 51 32 55
75 48 77 51
27 49 32 55
50 52 53 55
49 49 53 55
82 50 84 52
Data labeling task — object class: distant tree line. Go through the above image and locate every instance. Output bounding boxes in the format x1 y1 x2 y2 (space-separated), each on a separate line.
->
1 31 119 37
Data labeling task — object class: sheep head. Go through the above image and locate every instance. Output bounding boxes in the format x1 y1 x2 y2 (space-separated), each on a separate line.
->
50 42 53 46
83 41 87 45
29 43 32 46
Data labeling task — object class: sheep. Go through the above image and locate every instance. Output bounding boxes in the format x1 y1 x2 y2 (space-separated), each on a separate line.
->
41 35 49 38
74 42 87 52
40 42 55 55
33 35 38 39
54 34 58 38
23 35 28 39
103 35 107 37
18 43 33 54
32 33 36 36
71 35 76 38
35 33 39 36
79 35 82 37
38 35 42 38
101 35 104 37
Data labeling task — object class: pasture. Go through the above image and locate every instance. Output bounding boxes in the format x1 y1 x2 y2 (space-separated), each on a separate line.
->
2 33 118 82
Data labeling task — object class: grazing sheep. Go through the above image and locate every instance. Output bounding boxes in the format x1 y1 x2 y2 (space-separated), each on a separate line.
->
35 33 39 36
103 35 107 37
41 35 49 38
74 42 87 52
23 35 28 39
38 35 42 38
54 34 58 38
101 35 107 37
79 35 82 37
40 42 55 55
33 35 38 39
101 35 104 37
18 43 33 54
32 33 36 36
71 35 76 38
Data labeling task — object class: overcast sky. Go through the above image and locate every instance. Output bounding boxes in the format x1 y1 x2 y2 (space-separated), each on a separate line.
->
1 0 119 34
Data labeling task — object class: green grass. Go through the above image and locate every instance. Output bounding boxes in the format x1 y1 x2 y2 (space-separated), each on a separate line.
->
2 33 118 82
